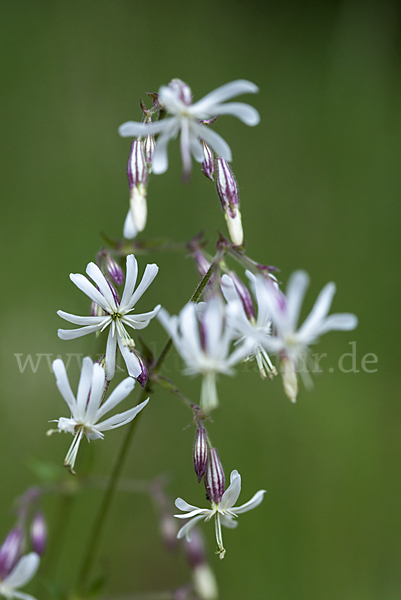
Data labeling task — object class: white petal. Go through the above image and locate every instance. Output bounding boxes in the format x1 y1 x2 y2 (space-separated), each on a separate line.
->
157 308 178 340
57 323 105 340
220 470 241 510
52 359 76 414
105 330 117 381
193 80 259 114
69 273 110 312
203 298 224 357
123 209 138 239
211 102 260 126
56 311 106 327
86 262 117 312
179 303 202 359
117 338 142 378
189 133 204 163
175 498 201 512
199 126 232 162
221 274 240 304
76 356 94 419
220 514 238 529
118 120 166 137
123 305 160 330
309 313 358 338
180 118 192 177
297 282 336 343
95 376 136 420
151 119 179 174
176 515 206 541
234 489 266 514
120 255 138 311
286 270 310 331
2 553 40 590
85 363 106 423
123 263 159 311
95 398 149 431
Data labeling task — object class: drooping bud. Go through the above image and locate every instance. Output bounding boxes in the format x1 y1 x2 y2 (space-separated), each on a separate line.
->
106 279 120 306
184 529 218 600
204 448 225 505
193 426 208 483
224 271 255 321
168 79 192 106
201 141 214 181
30 512 47 556
280 356 298 403
105 254 124 286
0 527 24 579
144 131 156 168
134 351 148 388
215 158 243 246
127 140 148 232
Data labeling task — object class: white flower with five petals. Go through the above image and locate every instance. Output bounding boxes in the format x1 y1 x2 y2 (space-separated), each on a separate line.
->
49 357 148 474
119 79 260 178
57 254 160 381
0 552 39 600
175 470 265 559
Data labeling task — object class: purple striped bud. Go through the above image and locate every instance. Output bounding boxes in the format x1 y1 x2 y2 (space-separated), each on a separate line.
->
230 272 256 321
0 527 24 579
30 512 47 556
133 350 147 388
91 301 104 318
216 158 243 246
127 140 147 189
204 448 225 505
201 141 214 181
144 132 156 167
106 279 120 306
168 79 192 106
105 255 124 286
193 427 208 483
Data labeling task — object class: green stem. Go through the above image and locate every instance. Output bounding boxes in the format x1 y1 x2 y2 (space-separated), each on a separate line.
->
75 258 216 594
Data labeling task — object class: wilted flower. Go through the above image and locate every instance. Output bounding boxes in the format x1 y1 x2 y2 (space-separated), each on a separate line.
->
49 357 148 474
0 553 40 600
260 270 358 401
158 298 248 412
119 79 260 178
175 470 265 559
58 254 160 381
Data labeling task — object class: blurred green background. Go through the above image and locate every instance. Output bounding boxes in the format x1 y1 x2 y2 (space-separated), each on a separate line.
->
1 0 400 598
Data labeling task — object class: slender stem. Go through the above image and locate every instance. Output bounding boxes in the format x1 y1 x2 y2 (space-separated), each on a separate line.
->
75 258 217 594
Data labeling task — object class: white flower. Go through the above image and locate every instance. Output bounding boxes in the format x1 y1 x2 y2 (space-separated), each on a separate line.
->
0 552 40 600
175 470 265 559
158 298 247 412
58 254 160 381
119 79 260 177
260 270 358 400
222 271 277 379
49 357 148 474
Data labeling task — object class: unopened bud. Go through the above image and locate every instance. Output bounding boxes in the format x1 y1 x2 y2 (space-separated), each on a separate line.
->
30 512 46 556
123 208 138 240
105 255 124 286
168 79 192 106
106 279 120 306
132 350 147 388
204 448 225 504
144 132 156 167
127 140 147 190
201 141 214 181
225 272 255 321
281 356 298 403
91 301 104 318
130 184 147 232
193 427 208 483
215 158 243 246
193 563 219 600
0 527 24 579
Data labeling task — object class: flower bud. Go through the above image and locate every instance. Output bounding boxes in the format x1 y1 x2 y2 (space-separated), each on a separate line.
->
168 79 192 106
215 158 243 246
0 527 24 579
281 356 298 403
144 132 156 167
30 512 47 556
127 140 147 190
123 208 138 240
226 271 255 321
204 448 225 505
91 301 104 318
130 184 147 232
193 427 208 483
105 255 124 286
134 350 148 388
201 141 214 181
106 279 120 306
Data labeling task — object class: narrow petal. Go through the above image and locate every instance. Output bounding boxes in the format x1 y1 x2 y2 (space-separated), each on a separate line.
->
286 270 310 331
123 306 160 330
95 397 149 431
85 363 106 423
297 282 336 343
220 470 241 511
118 120 166 137
123 263 159 311
234 489 266 514
211 102 260 126
179 303 202 359
58 323 105 340
86 263 117 312
221 274 240 304
52 359 76 414
105 331 117 381
95 376 136 420
120 255 138 311
220 514 238 529
69 273 110 312
199 126 232 162
180 118 192 177
56 311 106 327
76 357 94 419
117 338 142 378
2 553 40 589
152 119 180 174
203 298 224 358
308 313 358 338
177 515 206 541
193 80 259 114
189 132 204 163
175 498 201 512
